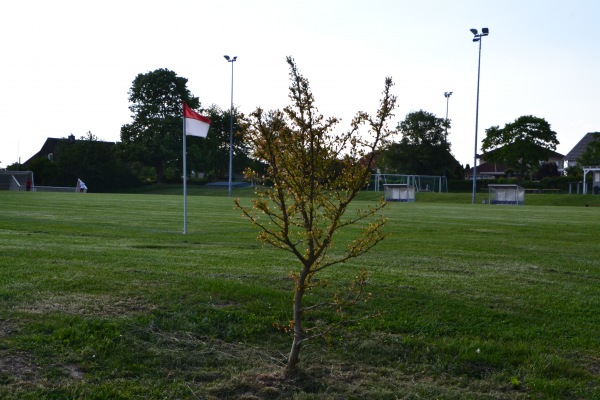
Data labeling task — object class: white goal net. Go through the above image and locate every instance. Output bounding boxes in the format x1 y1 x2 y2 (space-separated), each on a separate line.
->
0 170 34 191
370 173 447 193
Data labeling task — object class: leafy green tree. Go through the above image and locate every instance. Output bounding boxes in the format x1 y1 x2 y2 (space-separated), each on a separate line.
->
378 110 459 175
119 68 199 184
26 132 138 191
533 162 561 180
398 110 447 146
28 156 59 185
482 115 559 180
53 132 106 188
577 132 600 166
6 162 24 171
188 105 255 181
565 165 582 178
235 57 396 376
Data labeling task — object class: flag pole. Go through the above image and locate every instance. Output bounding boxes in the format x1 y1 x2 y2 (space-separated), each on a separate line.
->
183 104 188 235
182 102 211 235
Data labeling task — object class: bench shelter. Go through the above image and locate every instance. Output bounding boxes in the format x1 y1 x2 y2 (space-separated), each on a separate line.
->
488 184 525 205
384 184 415 202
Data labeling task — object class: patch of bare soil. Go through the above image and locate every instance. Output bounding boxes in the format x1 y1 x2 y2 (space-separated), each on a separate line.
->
0 319 19 338
15 294 156 317
0 351 42 385
0 350 86 389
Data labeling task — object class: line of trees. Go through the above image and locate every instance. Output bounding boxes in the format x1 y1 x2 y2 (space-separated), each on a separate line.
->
481 115 560 181
377 112 564 183
377 110 463 178
116 68 260 185
21 69 261 191
18 132 137 192
20 66 582 192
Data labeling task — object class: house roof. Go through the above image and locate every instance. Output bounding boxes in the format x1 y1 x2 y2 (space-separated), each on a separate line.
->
545 149 565 160
24 136 116 165
483 146 564 161
563 132 600 161
464 162 508 175
24 138 62 165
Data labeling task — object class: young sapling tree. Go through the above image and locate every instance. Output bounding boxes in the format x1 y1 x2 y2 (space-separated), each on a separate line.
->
235 57 397 375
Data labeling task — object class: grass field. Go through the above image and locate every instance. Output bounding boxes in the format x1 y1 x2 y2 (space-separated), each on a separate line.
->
1 189 599 399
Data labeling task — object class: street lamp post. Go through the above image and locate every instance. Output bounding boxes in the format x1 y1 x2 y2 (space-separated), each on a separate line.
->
444 92 453 145
224 55 237 197
470 27 489 205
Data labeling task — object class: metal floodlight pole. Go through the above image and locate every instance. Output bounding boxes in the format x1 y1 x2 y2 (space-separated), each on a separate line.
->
224 55 237 197
470 27 489 205
444 92 453 145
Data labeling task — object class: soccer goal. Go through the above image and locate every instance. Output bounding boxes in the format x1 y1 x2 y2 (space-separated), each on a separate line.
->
34 179 82 193
0 170 34 191
371 173 447 193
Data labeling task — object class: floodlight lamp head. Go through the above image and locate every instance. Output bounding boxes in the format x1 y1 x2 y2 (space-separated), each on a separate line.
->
232 56 237 61
470 28 478 35
224 55 230 61
473 37 480 42
482 27 489 35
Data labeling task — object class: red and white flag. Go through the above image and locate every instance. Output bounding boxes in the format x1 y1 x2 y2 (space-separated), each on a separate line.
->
183 102 211 137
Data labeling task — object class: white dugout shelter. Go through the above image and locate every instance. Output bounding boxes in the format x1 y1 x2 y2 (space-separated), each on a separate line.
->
582 167 600 194
488 184 525 205
384 184 416 202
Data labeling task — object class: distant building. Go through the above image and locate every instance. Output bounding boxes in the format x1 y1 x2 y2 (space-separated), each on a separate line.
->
563 132 599 169
464 148 564 180
464 161 508 180
24 135 115 165
24 137 66 164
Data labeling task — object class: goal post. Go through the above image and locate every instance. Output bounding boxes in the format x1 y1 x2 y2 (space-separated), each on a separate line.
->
0 170 34 191
370 173 447 193
0 171 82 193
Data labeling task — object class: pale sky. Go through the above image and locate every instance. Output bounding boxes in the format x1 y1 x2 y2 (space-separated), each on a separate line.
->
1 0 599 169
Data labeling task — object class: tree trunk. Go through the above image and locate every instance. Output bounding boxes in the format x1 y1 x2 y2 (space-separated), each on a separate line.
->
286 331 302 377
285 275 306 376
155 162 164 184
